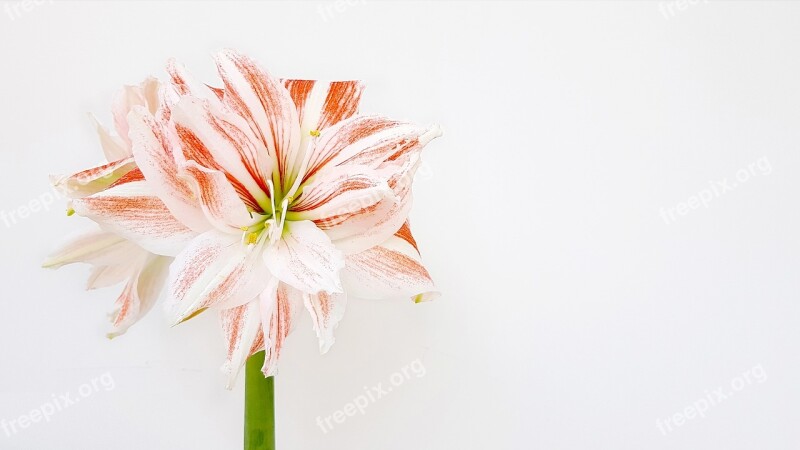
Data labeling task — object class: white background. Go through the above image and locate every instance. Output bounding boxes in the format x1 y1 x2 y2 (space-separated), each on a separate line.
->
1 1 799 449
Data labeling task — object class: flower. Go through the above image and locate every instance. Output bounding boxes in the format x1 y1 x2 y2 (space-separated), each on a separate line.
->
48 50 441 385
43 78 192 338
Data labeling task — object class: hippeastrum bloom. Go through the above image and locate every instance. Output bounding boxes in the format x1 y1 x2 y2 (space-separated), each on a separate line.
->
114 50 443 384
43 78 193 338
45 49 441 389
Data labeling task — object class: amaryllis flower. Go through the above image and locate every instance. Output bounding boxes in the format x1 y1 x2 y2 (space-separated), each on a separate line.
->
112 50 442 384
43 78 193 338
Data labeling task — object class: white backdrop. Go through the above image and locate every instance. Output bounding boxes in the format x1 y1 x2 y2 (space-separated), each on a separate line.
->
1 1 799 449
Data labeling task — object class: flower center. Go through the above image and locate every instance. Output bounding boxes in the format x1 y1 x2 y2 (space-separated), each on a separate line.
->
240 130 320 249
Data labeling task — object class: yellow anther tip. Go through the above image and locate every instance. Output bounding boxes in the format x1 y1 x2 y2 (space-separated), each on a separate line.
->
240 226 249 231
309 129 320 137
66 208 75 217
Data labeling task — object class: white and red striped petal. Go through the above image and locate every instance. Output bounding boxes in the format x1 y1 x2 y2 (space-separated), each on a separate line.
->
70 180 196 257
180 161 255 233
112 77 161 146
108 255 172 339
215 50 300 191
171 96 272 211
303 290 347 354
220 298 265 388
166 231 270 325
283 79 364 135
289 164 393 223
282 79 364 182
51 157 137 199
342 224 439 302
324 156 419 254
260 281 304 377
167 58 224 103
301 116 441 186
263 220 344 295
128 106 211 233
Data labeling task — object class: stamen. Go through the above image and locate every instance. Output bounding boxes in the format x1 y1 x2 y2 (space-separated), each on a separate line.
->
277 198 290 233
309 129 320 137
266 179 277 215
284 142 315 201
66 207 75 217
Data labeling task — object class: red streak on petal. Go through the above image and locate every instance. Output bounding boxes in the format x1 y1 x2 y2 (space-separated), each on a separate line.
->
394 221 419 253
318 81 363 131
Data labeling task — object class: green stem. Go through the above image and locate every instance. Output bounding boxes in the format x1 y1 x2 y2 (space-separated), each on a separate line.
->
245 351 275 450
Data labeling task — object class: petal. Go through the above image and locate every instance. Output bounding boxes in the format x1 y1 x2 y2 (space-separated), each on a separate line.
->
50 157 137 199
128 106 211 233
171 96 272 211
261 281 304 377
283 79 364 135
342 224 439 302
282 79 364 181
89 114 130 161
166 231 269 325
112 77 161 146
108 255 172 338
288 164 393 223
215 50 300 190
42 229 140 269
324 156 420 254
263 220 344 294
167 58 224 102
303 290 346 354
70 180 196 257
301 116 442 186
87 263 136 290
220 299 265 388
180 160 255 232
